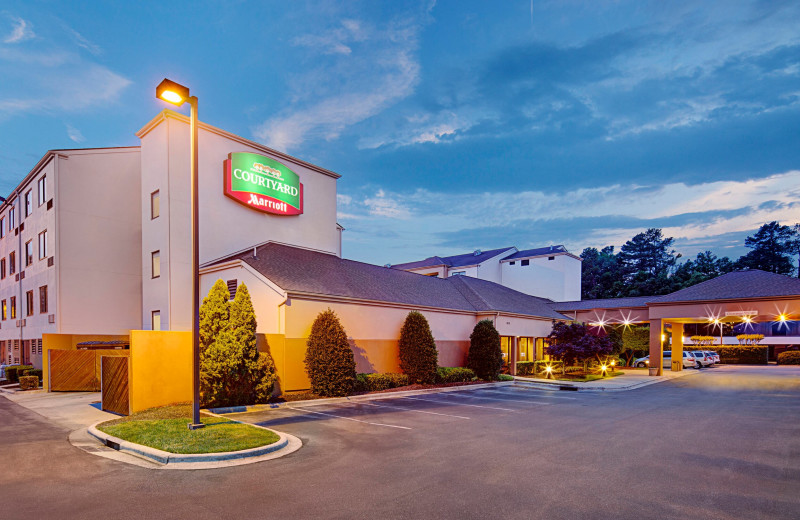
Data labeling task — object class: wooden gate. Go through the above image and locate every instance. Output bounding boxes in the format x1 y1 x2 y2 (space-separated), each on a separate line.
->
49 350 97 391
101 356 129 415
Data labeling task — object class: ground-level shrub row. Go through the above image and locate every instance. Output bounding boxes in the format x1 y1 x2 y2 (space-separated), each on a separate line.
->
683 346 767 364
355 373 410 392
435 367 476 383
777 351 800 365
4 365 34 383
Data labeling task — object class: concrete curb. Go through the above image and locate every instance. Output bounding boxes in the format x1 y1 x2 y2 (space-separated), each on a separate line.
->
514 368 700 392
87 418 296 466
211 381 515 414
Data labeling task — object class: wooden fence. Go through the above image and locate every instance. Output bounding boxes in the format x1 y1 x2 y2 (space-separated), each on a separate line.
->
49 350 97 391
101 356 130 415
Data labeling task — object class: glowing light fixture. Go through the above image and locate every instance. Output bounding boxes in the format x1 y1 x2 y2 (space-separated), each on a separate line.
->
156 79 190 106
778 314 788 322
661 334 666 342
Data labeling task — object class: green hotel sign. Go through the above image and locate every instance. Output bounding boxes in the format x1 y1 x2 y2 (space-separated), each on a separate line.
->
224 152 304 216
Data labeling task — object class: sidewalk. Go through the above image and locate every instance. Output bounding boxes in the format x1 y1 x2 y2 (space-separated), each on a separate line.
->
514 367 700 391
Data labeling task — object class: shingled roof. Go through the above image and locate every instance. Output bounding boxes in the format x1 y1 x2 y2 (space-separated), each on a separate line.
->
391 247 516 270
502 245 570 261
550 296 653 312
209 243 568 320
650 269 800 304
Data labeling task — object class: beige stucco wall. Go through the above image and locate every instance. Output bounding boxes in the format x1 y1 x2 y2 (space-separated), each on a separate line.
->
501 253 581 302
139 110 340 332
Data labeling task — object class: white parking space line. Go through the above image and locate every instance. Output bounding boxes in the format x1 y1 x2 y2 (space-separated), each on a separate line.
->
359 401 471 420
444 392 553 406
287 406 412 430
484 388 577 400
400 396 516 412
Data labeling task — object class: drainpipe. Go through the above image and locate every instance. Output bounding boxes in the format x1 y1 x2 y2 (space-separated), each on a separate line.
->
17 194 24 365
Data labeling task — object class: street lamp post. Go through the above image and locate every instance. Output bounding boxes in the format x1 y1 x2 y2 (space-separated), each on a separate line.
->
156 78 204 430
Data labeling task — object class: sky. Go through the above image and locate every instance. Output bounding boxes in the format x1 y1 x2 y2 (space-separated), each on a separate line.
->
1 1 798 266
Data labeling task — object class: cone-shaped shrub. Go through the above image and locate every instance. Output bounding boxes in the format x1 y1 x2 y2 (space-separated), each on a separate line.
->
467 319 503 380
230 283 276 403
304 309 357 396
398 311 438 384
199 279 230 359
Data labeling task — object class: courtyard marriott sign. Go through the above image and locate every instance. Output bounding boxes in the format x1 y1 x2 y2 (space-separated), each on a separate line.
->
224 152 304 215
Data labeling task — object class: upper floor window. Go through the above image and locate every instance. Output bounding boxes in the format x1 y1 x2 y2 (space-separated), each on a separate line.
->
9 252 16 275
38 230 47 259
25 290 33 317
8 207 15 230
451 271 466 276
151 251 160 278
521 259 530 266
39 285 48 314
152 310 161 331
10 296 16 319
24 190 32 218
0 258 5 279
1 299 6 320
25 240 33 267
151 190 160 219
0 216 4 239
38 176 46 206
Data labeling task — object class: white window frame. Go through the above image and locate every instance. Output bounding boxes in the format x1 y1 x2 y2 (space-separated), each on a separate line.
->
0 216 4 238
152 310 161 331
24 190 32 217
38 230 47 259
151 190 160 219
151 250 160 278
38 176 46 206
25 240 33 267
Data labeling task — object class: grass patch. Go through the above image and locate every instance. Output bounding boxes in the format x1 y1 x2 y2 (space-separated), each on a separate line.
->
555 370 624 382
97 404 279 454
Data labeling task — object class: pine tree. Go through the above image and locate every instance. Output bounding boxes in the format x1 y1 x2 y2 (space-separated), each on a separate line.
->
199 279 230 358
304 309 356 396
398 311 438 384
230 283 276 403
467 319 503 380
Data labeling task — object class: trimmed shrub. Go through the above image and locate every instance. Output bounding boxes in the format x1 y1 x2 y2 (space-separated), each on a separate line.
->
305 309 357 397
683 345 768 365
19 375 39 391
467 319 503 380
777 351 800 365
355 373 410 392
5 365 34 383
398 311 439 384
435 367 476 383
515 361 536 377
498 374 514 381
23 369 43 382
529 360 565 376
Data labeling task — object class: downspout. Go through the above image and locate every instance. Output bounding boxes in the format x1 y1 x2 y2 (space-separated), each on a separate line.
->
17 193 24 364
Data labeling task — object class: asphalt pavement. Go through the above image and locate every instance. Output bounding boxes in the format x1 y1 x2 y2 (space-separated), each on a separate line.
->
1 365 798 519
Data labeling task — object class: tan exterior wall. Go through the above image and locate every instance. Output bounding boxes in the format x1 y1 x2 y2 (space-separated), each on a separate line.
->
129 330 192 413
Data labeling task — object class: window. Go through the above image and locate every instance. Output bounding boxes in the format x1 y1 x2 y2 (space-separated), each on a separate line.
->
25 240 33 266
451 271 466 276
39 286 48 314
227 279 237 300
1 300 6 320
0 216 4 238
38 230 47 259
152 311 161 331
38 176 46 206
9 252 16 275
24 190 32 217
8 207 15 230
151 190 160 219
26 290 34 316
0 258 5 279
151 251 160 278
548 256 555 261
509 261 515 265
10 296 16 319
521 259 530 266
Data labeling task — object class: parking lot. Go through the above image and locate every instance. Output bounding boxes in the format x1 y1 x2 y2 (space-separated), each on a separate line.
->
1 365 799 519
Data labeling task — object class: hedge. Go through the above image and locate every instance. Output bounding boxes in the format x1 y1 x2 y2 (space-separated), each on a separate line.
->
18 376 39 391
683 346 767 365
777 351 800 365
4 365 34 383
355 373 410 393
23 369 43 382
516 360 564 377
435 367 476 383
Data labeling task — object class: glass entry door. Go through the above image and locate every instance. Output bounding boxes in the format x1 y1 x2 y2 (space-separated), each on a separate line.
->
500 336 511 371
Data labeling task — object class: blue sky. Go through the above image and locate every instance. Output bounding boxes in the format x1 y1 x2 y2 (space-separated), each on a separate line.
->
1 1 799 265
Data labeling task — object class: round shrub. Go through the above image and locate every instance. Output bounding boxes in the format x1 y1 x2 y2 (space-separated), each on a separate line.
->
778 351 800 365
398 311 439 384
467 319 503 380
305 309 357 397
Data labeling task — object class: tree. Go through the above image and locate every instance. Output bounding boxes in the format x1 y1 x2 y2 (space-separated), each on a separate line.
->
304 309 357 396
467 319 503 380
546 322 613 369
580 246 623 299
199 281 277 407
736 221 796 275
398 311 438 384
621 325 650 366
617 228 680 284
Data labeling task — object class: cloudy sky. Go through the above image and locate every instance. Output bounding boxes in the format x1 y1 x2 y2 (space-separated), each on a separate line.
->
1 1 798 265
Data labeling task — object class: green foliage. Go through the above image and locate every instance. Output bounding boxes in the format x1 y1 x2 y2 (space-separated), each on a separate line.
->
435 367 477 383
777 351 800 365
532 360 564 376
398 311 438 384
515 361 537 376
23 369 43 382
736 221 797 275
497 374 514 381
467 319 503 380
546 322 613 368
18 375 39 390
354 373 410 392
199 281 277 407
304 309 357 396
4 365 34 383
683 346 768 364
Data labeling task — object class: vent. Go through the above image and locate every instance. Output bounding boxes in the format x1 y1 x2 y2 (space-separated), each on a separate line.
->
14 227 18 236
15 320 19 327
47 199 53 210
14 274 19 282
48 314 55 324
47 257 54 267
21 319 25 327
19 222 24 232
20 271 25 280
227 279 237 300
473 249 482 256
521 259 530 266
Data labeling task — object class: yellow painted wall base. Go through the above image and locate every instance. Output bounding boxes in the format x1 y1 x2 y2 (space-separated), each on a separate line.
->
129 330 192 413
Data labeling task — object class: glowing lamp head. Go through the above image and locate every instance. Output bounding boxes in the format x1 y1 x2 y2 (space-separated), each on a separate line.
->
156 78 190 106
779 314 787 322
545 365 552 373
610 360 616 366
601 364 607 371
743 316 752 324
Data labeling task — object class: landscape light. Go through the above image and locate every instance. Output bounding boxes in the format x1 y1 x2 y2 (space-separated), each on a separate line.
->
601 364 607 372
743 316 752 324
545 365 552 372
610 360 616 366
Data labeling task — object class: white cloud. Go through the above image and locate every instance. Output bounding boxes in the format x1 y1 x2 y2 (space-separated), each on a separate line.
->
65 123 85 143
358 111 475 149
363 189 412 219
66 27 102 55
255 12 429 151
3 16 34 44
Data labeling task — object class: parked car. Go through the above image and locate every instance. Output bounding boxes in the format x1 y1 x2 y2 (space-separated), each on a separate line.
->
634 351 698 369
691 351 714 368
707 351 720 364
